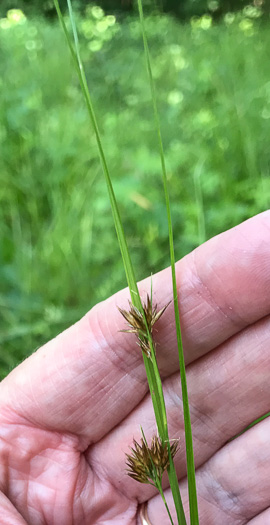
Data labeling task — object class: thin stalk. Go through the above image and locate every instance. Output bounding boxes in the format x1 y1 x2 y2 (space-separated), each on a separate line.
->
60 1 176 439
53 8 184 521
137 1 199 523
228 411 270 442
157 479 175 525
143 352 164 434
145 332 186 524
53 0 165 427
54 0 138 306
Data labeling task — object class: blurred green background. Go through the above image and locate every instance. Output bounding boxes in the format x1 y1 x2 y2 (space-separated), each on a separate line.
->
1 2 270 379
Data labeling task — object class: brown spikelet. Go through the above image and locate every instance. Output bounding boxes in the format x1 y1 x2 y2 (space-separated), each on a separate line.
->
126 434 179 485
118 295 170 358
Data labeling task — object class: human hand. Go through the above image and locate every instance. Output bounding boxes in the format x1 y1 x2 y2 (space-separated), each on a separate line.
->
0 212 270 525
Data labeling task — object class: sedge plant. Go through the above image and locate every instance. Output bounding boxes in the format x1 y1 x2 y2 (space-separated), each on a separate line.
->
53 0 199 522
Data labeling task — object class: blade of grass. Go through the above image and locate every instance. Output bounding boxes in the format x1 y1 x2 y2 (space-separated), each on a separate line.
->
54 0 137 306
54 5 188 523
59 2 186 522
228 411 270 442
53 0 173 480
137 1 199 523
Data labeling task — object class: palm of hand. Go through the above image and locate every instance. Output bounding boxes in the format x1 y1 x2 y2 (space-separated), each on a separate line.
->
0 311 137 525
0 422 133 524
1 213 270 525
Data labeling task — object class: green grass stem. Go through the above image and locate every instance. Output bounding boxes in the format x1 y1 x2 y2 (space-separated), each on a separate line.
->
53 5 185 522
158 482 175 525
229 411 270 442
137 0 199 523
53 0 166 437
53 0 138 306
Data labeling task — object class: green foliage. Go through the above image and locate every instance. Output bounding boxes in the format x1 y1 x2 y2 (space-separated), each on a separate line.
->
160 0 270 19
1 7 270 378
1 0 269 20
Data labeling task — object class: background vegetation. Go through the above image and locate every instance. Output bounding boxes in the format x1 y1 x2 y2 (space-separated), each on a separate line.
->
1 0 269 20
1 3 270 379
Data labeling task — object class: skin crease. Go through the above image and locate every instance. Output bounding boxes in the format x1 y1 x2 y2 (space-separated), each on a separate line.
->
0 212 270 524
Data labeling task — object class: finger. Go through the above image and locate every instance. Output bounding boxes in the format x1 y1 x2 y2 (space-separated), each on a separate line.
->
88 312 270 501
1 212 270 445
147 415 270 525
0 491 28 524
248 509 270 524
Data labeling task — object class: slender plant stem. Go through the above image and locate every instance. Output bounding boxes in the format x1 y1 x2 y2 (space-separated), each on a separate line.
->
156 479 175 525
53 8 186 523
139 303 186 524
137 1 199 523
228 411 270 442
54 0 140 305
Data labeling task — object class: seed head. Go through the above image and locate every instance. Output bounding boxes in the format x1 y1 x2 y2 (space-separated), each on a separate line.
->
118 295 170 358
126 434 179 485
